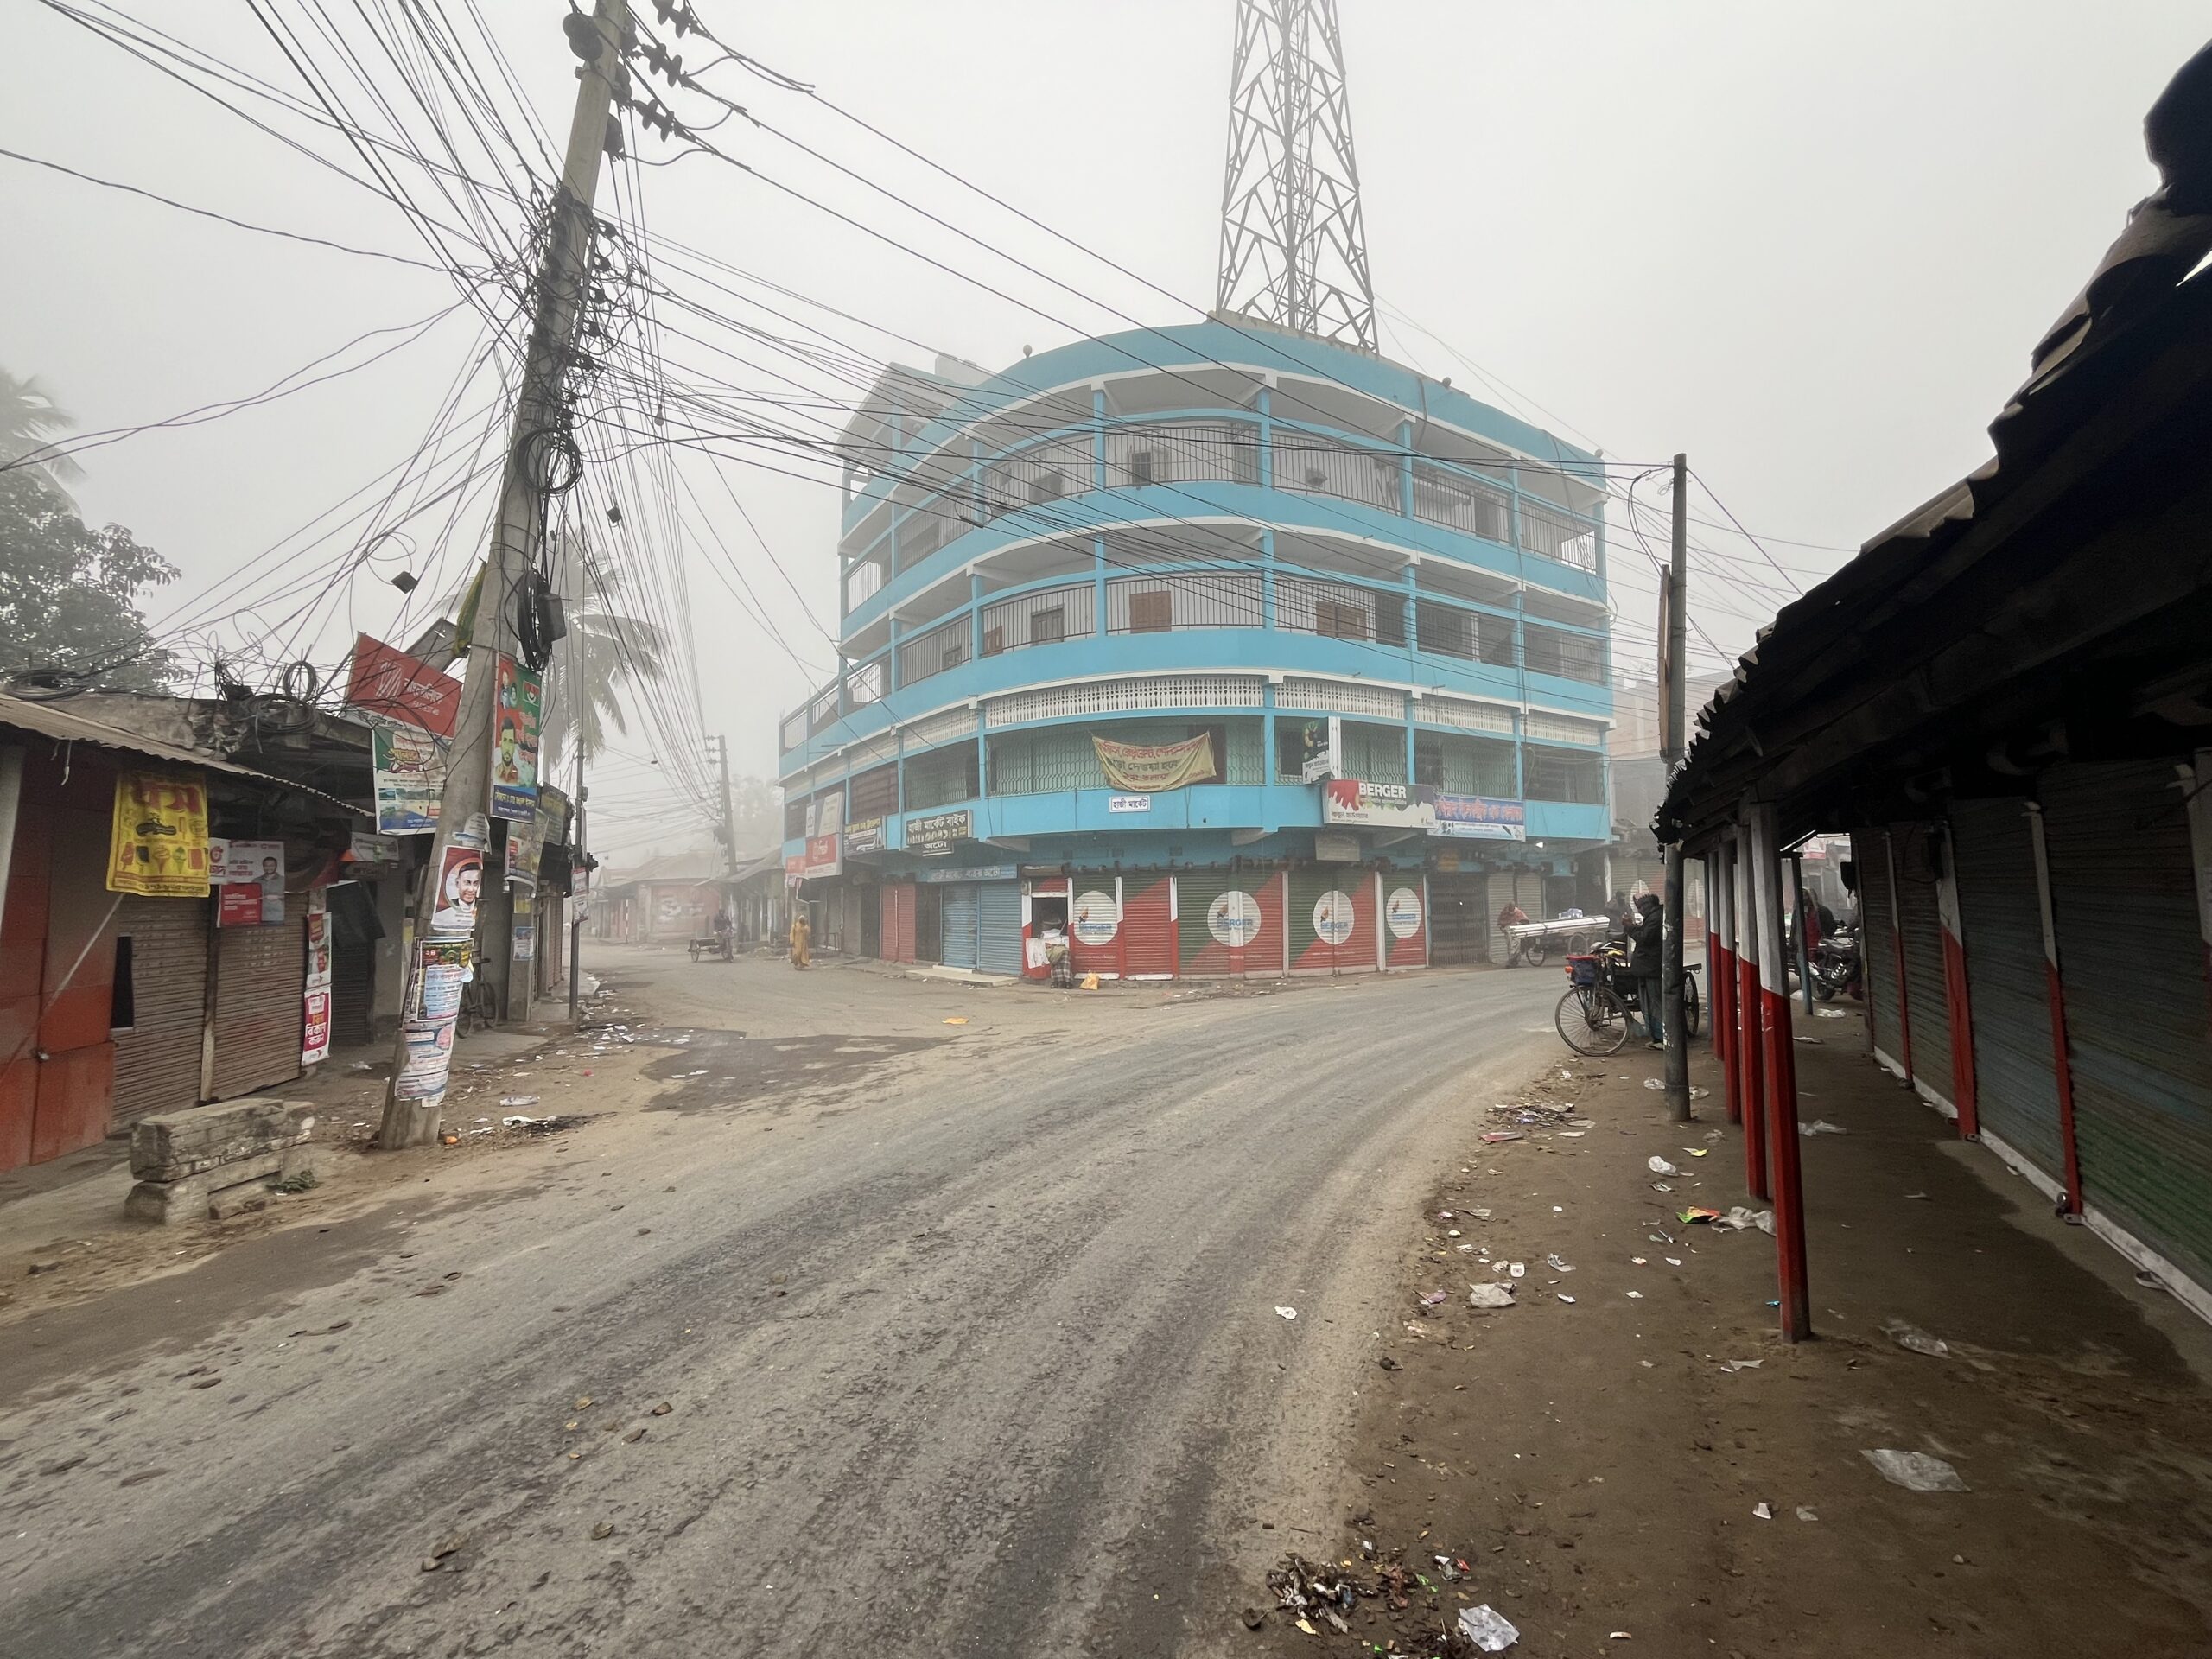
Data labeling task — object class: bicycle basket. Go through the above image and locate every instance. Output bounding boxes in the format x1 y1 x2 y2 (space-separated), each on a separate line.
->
1567 954 1599 986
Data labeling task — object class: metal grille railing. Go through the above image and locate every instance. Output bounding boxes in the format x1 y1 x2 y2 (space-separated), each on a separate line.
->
981 582 1096 654
896 615 971 687
1410 459 1511 543
1274 435 1402 514
1103 421 1257 489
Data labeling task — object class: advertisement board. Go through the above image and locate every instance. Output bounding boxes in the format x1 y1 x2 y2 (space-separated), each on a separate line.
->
372 724 446 834
105 772 211 897
1321 777 1437 830
489 655 543 823
1429 794 1528 841
345 632 461 737
845 817 885 857
210 838 285 926
1296 715 1340 784
1091 733 1215 793
907 809 971 857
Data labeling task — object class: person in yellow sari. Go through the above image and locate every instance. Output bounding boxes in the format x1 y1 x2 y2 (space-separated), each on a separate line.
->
788 909 811 969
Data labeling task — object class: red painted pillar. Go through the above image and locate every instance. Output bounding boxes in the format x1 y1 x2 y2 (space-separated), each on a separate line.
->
1710 848 1738 1122
1752 804 1810 1341
1735 823 1768 1198
2026 805 2085 1214
1934 823 1978 1137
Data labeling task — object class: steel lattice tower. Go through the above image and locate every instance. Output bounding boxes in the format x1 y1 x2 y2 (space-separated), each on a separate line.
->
1215 0 1376 351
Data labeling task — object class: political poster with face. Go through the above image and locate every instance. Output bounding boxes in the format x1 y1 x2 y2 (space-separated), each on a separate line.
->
490 655 543 823
429 842 483 938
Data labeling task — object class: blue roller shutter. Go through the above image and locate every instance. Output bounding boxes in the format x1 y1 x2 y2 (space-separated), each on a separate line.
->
941 883 980 971
978 881 1023 977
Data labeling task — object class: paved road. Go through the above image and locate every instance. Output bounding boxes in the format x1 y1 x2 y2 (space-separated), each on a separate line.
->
0 952 1564 1658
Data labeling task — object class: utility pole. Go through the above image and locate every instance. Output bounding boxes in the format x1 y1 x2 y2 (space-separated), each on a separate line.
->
377 0 630 1149
1661 452 1692 1122
709 735 736 876
568 773 588 1025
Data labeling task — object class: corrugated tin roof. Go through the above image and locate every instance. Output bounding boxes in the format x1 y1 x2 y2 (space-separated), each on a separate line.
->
0 691 365 817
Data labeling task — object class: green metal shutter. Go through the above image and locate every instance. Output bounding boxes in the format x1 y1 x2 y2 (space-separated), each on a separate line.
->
977 881 1023 976
1177 870 1233 972
2042 760 2212 1287
1891 821 1955 1104
940 883 980 970
1949 799 2064 1182
1854 829 1899 1063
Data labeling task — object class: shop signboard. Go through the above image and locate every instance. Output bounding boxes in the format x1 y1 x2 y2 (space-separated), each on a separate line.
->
1108 795 1151 814
1430 794 1527 841
489 655 543 823
908 809 970 857
1092 733 1215 793
210 838 285 926
1321 777 1437 830
845 817 885 857
1296 715 1340 784
105 772 212 897
1313 829 1361 864
918 861 1016 884
345 632 461 737
372 724 446 834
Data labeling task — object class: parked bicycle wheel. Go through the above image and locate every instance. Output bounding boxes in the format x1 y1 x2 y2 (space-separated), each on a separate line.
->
1556 984 1630 1055
1682 969 1702 1037
1522 934 1551 968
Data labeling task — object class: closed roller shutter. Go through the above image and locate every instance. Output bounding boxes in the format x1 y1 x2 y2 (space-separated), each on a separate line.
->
207 894 305 1102
978 881 1024 977
1854 829 1901 1065
880 883 914 963
2042 760 2212 1287
1892 821 1954 1103
1175 870 1278 976
940 883 980 970
1068 877 1122 978
1121 875 1176 978
1382 878 1427 968
860 883 881 957
111 895 210 1123
1428 871 1491 965
1289 866 1376 973
330 942 371 1048
1950 799 2065 1182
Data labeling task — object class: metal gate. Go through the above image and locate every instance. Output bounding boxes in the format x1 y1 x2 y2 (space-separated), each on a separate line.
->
861 884 881 957
1853 829 1902 1068
1120 874 1177 978
1892 821 1954 1105
940 883 980 970
914 882 943 963
1428 871 1491 964
1289 866 1376 973
978 881 1023 977
880 882 914 963
207 894 305 1102
2042 760 2212 1287
1068 876 1122 979
1950 798 2065 1182
1382 878 1427 969
111 894 210 1123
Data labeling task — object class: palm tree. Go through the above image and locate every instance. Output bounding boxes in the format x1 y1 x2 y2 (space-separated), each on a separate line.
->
0 369 86 500
539 531 672 774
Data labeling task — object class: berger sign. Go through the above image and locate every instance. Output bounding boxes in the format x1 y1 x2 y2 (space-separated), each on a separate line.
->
1321 777 1437 830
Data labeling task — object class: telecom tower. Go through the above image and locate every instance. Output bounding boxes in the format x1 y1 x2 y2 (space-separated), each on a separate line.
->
1215 0 1377 351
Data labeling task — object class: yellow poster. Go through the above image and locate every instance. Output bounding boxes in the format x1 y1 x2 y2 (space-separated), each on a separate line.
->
107 771 213 897
1091 732 1217 793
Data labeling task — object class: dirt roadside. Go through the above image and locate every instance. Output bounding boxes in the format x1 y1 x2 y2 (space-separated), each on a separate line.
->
1240 1014 2212 1658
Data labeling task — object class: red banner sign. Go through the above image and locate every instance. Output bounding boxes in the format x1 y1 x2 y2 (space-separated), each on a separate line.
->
346 633 461 737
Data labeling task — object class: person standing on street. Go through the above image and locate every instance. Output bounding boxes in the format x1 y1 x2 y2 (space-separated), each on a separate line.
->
789 906 812 969
1625 892 1666 1049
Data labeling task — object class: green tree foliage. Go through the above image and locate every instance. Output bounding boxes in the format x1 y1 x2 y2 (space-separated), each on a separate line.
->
0 471 180 691
0 369 87 499
539 536 671 772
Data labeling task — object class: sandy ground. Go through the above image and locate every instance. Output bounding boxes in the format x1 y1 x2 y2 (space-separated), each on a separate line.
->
1241 1008 2212 1658
0 943 1573 1658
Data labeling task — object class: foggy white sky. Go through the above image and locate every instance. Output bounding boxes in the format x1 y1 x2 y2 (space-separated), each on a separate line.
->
5 2 2204 858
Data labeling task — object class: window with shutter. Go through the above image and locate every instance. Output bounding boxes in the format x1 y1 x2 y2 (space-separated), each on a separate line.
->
982 626 1005 657
1315 598 1370 640
942 639 966 671
1414 736 1443 787
1375 594 1407 646
1129 590 1173 632
1128 450 1155 485
1030 607 1065 645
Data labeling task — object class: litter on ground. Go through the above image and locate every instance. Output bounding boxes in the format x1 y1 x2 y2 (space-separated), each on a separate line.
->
1648 1155 1679 1175
1885 1321 1952 1357
1863 1449 1968 1491
1801 1119 1848 1136
1457 1603 1520 1651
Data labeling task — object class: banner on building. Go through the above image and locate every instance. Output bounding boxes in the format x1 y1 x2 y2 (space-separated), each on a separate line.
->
372 724 447 834
1092 732 1216 794
209 838 285 926
1429 794 1528 841
489 656 543 823
106 772 212 897
907 808 971 857
1322 777 1437 830
1296 715 1341 784
345 633 461 737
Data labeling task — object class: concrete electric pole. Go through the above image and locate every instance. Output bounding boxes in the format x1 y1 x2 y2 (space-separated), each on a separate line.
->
1661 452 1692 1122
377 0 631 1150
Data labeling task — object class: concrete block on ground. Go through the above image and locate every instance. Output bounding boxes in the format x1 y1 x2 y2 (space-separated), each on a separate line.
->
123 1144 334 1225
130 1099 316 1181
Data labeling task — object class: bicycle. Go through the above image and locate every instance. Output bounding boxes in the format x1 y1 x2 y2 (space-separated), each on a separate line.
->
1554 943 1703 1056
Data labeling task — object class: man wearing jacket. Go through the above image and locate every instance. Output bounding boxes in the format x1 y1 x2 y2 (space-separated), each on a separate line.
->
1624 892 1666 1050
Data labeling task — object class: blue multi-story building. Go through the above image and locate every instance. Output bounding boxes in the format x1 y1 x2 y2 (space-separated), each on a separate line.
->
776 318 1611 978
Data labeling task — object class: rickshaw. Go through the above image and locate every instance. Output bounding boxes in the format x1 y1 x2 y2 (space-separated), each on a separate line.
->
1554 939 1702 1056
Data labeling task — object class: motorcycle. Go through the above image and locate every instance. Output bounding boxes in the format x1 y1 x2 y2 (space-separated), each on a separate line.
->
1808 925 1859 1001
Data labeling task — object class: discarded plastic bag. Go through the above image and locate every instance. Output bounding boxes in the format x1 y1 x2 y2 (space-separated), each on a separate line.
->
499 1095 540 1108
1457 1603 1520 1651
1800 1119 1847 1136
1642 1077 1667 1090
1467 1283 1516 1309
1713 1206 1775 1235
1885 1321 1950 1357
1863 1448 1967 1491
1647 1154 1678 1176
1545 1252 1574 1274
1274 1306 1298 1320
